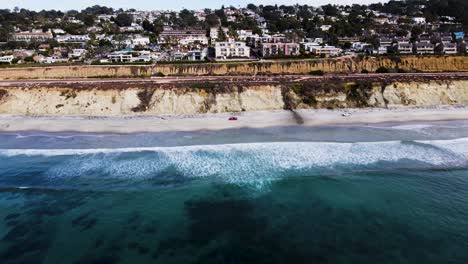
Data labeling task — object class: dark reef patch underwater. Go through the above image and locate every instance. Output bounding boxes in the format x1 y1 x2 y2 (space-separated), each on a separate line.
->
0 122 468 263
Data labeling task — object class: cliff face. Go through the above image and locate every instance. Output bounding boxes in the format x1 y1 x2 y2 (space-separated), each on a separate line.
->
0 79 467 116
0 56 467 80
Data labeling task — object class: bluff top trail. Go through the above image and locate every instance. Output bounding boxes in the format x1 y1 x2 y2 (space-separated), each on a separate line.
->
0 56 467 80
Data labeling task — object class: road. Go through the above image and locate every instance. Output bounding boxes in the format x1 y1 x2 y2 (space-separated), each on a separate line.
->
0 72 467 86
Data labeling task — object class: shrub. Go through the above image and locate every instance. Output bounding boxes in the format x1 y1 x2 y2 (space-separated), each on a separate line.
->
375 66 390 73
152 72 165 77
309 70 325 76
361 69 369 74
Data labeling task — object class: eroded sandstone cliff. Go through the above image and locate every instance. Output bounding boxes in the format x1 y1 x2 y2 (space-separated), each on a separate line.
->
0 76 467 116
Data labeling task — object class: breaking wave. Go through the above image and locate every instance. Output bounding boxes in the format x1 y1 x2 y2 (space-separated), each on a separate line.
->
0 138 467 186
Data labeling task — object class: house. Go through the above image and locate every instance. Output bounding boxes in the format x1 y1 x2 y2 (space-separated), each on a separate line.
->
397 43 413 54
87 26 103 33
337 37 360 43
379 38 393 48
301 42 321 52
441 36 452 45
442 43 457 54
178 36 209 45
210 27 229 40
11 31 53 42
215 39 250 60
129 35 151 47
412 17 426 24
40 56 68 64
52 29 66 35
159 29 206 44
108 52 133 62
303 38 324 44
259 43 300 57
320 25 332 31
374 17 390 24
56 34 90 44
237 30 257 41
377 46 388 54
187 49 208 61
132 54 152 62
247 35 287 48
13 49 35 60
0 55 14 64
415 43 434 54
69 49 87 59
419 36 432 44
311 46 342 57
394 37 410 45
171 51 185 61
351 42 372 52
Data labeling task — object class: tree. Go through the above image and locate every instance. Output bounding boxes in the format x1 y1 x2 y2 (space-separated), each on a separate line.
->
179 9 198 28
205 13 220 27
152 19 164 36
114 13 133 27
142 20 154 32
217 27 227 41
247 4 258 11
83 14 95 27
322 5 339 17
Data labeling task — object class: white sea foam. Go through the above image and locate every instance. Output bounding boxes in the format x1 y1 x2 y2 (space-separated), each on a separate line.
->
1 138 467 183
390 124 435 130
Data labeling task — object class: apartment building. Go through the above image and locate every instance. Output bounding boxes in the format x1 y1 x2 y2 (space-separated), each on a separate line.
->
442 43 457 54
311 46 342 57
11 32 53 42
397 43 413 54
215 39 250 59
259 43 300 57
159 29 206 44
415 43 435 54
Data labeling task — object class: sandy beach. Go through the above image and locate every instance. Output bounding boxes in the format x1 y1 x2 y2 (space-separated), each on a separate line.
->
0 106 468 133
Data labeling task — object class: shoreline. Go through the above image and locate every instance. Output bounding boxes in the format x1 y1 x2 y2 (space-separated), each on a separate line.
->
1 106 468 134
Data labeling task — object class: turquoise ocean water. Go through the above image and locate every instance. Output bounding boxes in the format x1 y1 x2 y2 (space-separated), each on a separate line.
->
0 121 468 263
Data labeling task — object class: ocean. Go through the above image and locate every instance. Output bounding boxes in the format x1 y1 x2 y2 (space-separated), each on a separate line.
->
0 121 468 263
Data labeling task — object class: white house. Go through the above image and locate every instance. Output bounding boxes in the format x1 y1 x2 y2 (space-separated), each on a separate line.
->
379 38 393 48
11 31 53 42
69 49 87 59
108 52 133 62
412 17 426 24
415 43 434 54
441 36 453 45
442 43 457 54
351 42 372 51
40 56 68 64
397 43 413 54
56 34 90 44
0 55 14 64
179 36 209 45
215 39 250 60
52 29 66 35
320 25 332 31
130 35 151 47
210 27 229 40
301 42 321 52
236 30 258 41
311 46 342 57
377 46 388 54
187 49 208 61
